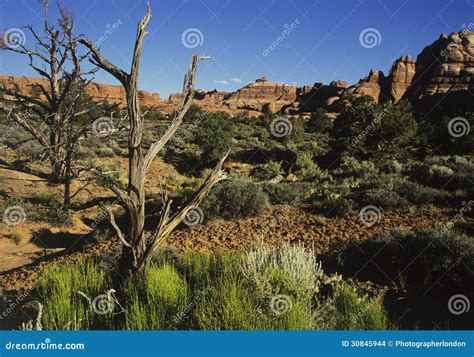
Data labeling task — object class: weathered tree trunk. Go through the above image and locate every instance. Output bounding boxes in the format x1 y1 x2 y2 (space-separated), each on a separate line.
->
81 4 229 280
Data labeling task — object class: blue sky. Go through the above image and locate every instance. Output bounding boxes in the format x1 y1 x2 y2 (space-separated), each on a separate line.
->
0 0 472 96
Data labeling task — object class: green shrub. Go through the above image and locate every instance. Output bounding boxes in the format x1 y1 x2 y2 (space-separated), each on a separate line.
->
8 230 25 245
381 160 403 174
360 189 406 209
194 112 235 163
251 160 283 181
203 179 269 219
37 257 112 330
262 182 314 205
333 156 377 178
312 182 355 217
124 264 188 330
293 152 326 181
338 228 474 291
34 191 57 205
395 181 441 205
95 147 115 157
97 166 122 188
333 283 388 330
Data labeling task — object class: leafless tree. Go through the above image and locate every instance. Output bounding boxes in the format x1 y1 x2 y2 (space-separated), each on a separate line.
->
0 2 111 210
80 3 228 278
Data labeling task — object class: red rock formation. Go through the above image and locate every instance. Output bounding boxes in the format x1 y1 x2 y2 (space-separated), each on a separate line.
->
346 56 416 103
0 74 161 108
404 31 474 111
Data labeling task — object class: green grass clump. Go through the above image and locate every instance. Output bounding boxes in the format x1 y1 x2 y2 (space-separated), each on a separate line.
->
37 257 112 330
124 264 188 330
34 191 57 205
8 230 25 245
333 283 388 330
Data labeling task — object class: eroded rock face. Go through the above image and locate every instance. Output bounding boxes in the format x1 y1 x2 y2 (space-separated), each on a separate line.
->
346 70 386 102
344 55 416 103
223 77 297 113
0 74 161 108
405 30 474 110
387 55 416 102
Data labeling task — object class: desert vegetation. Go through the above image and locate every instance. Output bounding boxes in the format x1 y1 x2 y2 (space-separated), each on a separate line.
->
0 1 472 332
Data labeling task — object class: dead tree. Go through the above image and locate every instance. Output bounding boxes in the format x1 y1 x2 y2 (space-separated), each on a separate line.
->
80 4 228 278
0 2 99 185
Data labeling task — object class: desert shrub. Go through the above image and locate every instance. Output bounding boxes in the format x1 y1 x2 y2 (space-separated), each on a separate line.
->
124 264 188 330
293 152 326 181
360 189 407 209
37 257 112 330
306 108 332 134
333 283 388 330
413 164 454 187
193 112 235 163
262 182 314 205
95 146 115 157
202 179 268 219
395 181 441 205
8 230 25 245
34 191 57 205
96 165 122 188
196 244 320 330
312 181 355 217
241 243 323 302
381 160 403 174
333 156 377 179
251 160 284 181
338 228 474 291
411 156 474 190
354 174 441 208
